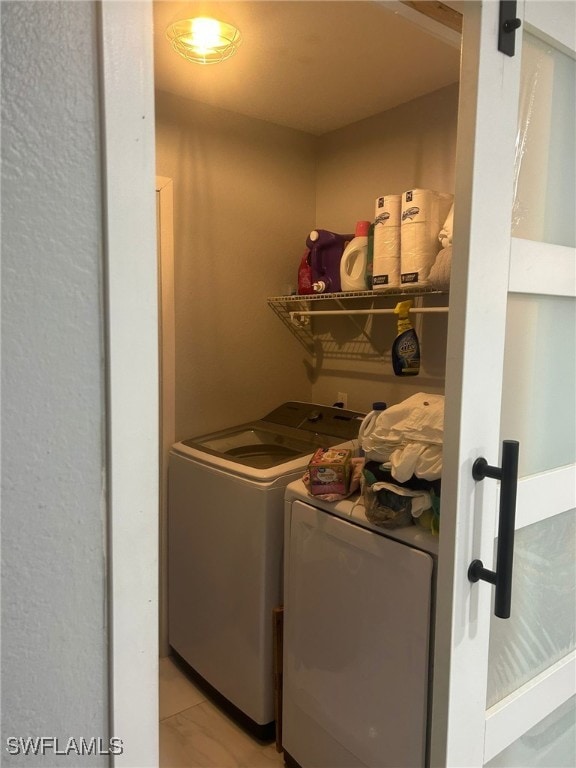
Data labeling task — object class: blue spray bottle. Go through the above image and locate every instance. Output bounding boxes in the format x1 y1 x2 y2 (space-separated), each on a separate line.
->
392 300 420 376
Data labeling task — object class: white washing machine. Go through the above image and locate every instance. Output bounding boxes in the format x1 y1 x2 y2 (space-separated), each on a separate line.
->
168 402 363 740
282 479 439 768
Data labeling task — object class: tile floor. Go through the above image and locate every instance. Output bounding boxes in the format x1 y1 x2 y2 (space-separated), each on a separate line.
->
160 656 285 768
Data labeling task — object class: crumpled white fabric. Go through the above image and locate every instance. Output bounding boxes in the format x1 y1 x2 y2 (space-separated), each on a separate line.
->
389 442 443 483
361 393 444 481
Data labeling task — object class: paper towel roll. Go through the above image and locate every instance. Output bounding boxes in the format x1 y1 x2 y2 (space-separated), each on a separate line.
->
400 190 454 285
372 194 402 290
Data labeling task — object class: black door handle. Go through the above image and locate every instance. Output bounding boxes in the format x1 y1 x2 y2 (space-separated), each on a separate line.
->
498 1 522 57
468 440 520 619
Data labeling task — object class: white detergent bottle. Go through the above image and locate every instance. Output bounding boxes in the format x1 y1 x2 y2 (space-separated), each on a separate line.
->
358 401 387 456
340 220 371 291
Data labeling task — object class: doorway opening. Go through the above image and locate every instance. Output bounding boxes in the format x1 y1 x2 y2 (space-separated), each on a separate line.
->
152 0 461 761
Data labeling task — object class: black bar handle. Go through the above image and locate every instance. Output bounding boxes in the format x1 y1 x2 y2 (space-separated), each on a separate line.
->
468 440 520 619
498 1 522 57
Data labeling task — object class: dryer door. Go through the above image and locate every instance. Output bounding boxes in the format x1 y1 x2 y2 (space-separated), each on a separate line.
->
283 500 434 768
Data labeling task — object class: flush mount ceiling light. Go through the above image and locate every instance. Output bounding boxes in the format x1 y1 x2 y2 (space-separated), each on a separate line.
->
166 17 241 65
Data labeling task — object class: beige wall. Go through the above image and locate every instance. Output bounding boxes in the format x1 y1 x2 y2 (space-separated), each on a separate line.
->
315 84 459 229
155 83 458 433
311 83 458 411
155 91 316 436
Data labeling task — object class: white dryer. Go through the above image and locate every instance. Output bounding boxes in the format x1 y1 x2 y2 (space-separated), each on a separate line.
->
168 402 363 740
282 479 438 767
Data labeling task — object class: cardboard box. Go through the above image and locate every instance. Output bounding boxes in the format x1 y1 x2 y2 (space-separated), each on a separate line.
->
308 447 352 496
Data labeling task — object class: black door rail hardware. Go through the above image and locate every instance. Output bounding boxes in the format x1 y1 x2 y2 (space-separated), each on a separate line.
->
499 1 522 57
468 440 520 619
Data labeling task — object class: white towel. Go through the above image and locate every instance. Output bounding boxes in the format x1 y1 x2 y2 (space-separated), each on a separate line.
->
370 393 444 443
389 442 443 482
361 393 444 481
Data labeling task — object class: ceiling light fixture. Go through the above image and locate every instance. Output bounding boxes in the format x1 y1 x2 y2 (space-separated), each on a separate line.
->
166 17 241 65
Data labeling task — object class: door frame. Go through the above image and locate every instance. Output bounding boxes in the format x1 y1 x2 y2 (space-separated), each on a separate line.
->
99 0 464 762
156 175 176 659
99 0 575 765
99 2 159 765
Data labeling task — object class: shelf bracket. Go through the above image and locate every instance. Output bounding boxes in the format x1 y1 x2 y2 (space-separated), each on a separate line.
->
333 295 375 346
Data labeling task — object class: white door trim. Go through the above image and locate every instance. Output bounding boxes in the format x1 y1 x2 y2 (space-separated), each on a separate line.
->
484 651 576 762
98 2 159 765
516 465 576 529
509 238 576 296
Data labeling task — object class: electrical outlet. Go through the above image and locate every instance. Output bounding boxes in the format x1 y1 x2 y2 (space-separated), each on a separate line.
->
337 392 348 408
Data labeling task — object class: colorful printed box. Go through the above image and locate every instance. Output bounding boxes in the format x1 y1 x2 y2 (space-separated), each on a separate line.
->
308 447 352 496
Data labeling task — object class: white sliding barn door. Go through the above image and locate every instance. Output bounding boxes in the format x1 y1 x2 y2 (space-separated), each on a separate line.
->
432 1 575 766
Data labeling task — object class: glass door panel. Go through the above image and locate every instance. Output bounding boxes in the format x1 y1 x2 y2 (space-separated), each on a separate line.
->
513 32 576 247
500 294 576 476
486 509 576 707
485 696 576 768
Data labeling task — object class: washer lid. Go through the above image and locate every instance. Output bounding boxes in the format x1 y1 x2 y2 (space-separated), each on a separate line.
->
170 402 364 480
180 426 320 470
170 439 319 484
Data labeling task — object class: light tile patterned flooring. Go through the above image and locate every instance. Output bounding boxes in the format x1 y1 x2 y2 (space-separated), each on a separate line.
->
160 656 285 768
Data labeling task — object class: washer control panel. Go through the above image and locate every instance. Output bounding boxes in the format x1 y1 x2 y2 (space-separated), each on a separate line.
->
263 402 364 441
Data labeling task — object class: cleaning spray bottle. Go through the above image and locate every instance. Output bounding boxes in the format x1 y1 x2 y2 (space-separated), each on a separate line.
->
392 300 420 376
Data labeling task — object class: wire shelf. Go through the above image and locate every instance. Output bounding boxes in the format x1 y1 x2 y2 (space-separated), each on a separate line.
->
267 288 449 360
267 286 446 304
